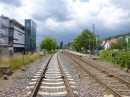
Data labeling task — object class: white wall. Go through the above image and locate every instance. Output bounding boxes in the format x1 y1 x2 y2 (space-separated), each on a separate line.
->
0 16 7 44
0 29 5 44
13 26 25 47
104 42 110 50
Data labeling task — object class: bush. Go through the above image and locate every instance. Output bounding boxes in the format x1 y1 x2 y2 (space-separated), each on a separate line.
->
100 50 130 69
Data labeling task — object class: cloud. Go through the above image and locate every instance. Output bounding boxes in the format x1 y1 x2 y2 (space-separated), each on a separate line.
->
0 0 22 7
110 0 130 10
0 0 130 45
31 0 72 22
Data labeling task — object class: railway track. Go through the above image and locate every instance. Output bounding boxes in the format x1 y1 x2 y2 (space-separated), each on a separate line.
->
24 53 77 97
65 51 130 97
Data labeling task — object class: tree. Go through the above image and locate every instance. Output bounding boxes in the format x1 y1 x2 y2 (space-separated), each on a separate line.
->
56 45 60 49
72 29 97 51
60 41 63 49
110 37 127 50
52 39 57 51
40 37 57 52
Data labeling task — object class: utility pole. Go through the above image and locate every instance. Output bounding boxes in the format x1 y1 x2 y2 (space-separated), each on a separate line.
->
92 24 95 51
88 35 90 55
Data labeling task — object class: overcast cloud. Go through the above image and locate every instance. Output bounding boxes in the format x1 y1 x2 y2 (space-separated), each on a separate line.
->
0 0 130 45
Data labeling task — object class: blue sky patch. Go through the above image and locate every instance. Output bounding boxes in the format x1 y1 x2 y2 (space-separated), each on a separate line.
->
81 0 89 2
73 0 89 2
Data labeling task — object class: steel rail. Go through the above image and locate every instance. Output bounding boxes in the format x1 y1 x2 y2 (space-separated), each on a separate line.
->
68 51 130 87
30 54 54 97
66 52 121 97
57 52 75 97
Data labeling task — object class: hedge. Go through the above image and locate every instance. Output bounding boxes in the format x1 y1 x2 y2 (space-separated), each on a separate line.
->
100 50 130 69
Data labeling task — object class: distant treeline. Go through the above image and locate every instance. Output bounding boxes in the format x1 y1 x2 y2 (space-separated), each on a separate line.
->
104 32 130 40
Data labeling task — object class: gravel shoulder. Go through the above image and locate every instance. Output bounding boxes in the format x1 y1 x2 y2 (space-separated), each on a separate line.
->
0 58 40 92
83 55 130 82
0 55 50 97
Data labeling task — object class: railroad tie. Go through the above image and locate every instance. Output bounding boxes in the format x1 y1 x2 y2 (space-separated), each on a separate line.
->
103 94 114 97
38 91 67 96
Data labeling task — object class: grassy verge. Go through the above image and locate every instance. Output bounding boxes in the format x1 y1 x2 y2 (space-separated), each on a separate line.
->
0 53 39 71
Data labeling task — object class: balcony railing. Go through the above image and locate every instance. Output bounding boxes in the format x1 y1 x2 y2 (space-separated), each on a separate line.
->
0 29 5 35
2 35 12 37
1 19 7 26
0 38 5 44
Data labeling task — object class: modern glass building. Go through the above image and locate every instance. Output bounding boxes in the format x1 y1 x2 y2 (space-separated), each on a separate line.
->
25 19 37 52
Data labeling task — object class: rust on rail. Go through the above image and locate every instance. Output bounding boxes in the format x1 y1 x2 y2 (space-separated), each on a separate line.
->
66 51 121 97
30 54 54 97
57 52 75 97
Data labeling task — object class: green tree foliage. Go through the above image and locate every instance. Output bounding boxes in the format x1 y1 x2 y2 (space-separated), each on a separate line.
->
104 32 130 40
72 29 96 51
98 45 104 50
56 45 60 49
60 41 63 49
110 38 127 50
40 37 57 52
52 39 57 51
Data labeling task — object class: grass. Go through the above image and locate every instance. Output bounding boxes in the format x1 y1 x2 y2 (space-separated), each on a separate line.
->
0 53 39 71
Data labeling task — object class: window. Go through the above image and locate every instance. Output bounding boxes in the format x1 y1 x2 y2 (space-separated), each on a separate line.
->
13 38 18 41
26 21 30 27
9 29 13 36
8 37 13 44
1 33 4 37
19 33 22 36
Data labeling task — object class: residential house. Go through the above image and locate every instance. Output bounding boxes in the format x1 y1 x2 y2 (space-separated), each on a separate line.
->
101 38 117 50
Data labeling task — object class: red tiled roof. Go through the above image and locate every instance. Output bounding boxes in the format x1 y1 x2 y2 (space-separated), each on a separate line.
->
107 39 117 45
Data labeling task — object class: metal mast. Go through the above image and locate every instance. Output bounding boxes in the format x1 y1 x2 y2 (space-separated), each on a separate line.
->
92 24 95 51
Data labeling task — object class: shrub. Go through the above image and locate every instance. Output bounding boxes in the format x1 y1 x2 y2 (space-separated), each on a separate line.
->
100 50 130 69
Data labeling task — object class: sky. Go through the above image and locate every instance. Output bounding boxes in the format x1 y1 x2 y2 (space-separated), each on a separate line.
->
0 0 130 45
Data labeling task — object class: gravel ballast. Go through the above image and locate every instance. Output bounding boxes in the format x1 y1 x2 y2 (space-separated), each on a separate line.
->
0 56 50 97
59 52 102 97
1 51 129 97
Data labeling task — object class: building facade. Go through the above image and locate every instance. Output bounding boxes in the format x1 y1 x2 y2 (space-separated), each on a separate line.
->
0 15 8 44
0 15 37 56
25 19 37 52
0 15 25 55
10 19 25 53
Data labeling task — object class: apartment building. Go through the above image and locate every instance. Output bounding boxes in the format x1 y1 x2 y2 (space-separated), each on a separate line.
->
0 15 6 44
10 19 25 53
0 15 25 56
0 15 37 56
